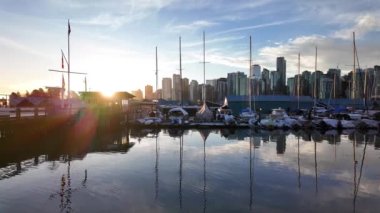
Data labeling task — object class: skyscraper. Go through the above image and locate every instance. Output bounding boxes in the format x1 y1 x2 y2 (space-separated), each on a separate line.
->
227 71 247 96
144 85 153 100
251 64 261 79
182 78 189 102
172 74 181 101
276 57 286 94
189 80 199 103
162 77 172 100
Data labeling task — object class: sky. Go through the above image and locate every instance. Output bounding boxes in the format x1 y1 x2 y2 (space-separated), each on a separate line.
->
1 0 380 96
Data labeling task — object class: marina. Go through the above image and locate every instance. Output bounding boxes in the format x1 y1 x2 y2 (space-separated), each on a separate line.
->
1 127 380 212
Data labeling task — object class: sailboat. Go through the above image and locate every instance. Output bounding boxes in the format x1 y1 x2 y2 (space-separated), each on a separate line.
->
239 36 258 125
169 37 190 125
137 46 163 125
216 97 237 125
195 31 213 122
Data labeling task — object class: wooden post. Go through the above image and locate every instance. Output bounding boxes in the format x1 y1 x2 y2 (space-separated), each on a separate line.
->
34 107 38 118
16 108 21 119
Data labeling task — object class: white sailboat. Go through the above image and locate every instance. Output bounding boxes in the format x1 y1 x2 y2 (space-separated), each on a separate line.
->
195 31 213 122
170 36 190 124
239 36 257 125
137 46 163 125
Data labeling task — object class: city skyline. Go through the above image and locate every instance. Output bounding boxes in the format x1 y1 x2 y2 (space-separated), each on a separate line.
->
1 0 380 95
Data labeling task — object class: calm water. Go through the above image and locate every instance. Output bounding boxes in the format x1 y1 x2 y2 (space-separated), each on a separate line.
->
1 127 380 213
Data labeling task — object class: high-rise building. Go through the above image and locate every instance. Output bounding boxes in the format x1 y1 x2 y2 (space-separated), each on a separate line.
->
270 71 280 94
251 64 261 79
132 89 143 100
189 80 199 103
182 78 189 102
287 77 295 95
155 89 162 99
216 78 227 103
319 76 334 99
326 68 341 99
172 74 181 101
311 71 323 99
162 77 172 100
206 79 218 102
276 57 286 94
261 68 271 95
227 71 247 96
144 85 153 100
301 71 312 96
374 66 380 99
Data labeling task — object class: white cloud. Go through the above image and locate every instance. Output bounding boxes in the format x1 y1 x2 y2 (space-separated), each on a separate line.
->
333 14 380 40
166 20 218 33
213 19 300 36
256 34 380 76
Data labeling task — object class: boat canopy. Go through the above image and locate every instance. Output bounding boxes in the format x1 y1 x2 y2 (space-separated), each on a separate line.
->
168 107 189 116
196 103 213 122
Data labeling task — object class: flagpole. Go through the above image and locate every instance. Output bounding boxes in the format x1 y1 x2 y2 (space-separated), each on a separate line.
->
68 19 71 105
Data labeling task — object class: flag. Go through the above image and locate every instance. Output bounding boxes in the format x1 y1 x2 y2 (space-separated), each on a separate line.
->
68 20 71 35
61 54 64 69
62 74 65 90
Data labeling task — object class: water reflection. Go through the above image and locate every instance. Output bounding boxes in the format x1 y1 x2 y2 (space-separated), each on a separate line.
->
1 128 380 212
0 125 134 180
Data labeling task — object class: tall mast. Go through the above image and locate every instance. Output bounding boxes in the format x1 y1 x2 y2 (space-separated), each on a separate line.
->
179 37 183 106
314 46 317 107
155 46 158 100
203 31 206 103
67 19 71 102
298 52 300 109
352 32 356 100
249 36 252 111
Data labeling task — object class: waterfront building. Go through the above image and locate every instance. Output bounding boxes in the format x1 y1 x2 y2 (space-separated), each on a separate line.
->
131 89 143 100
372 65 380 99
155 89 162 99
301 71 312 96
270 71 280 94
326 68 341 99
182 78 190 102
319 76 333 99
172 74 181 101
227 71 247 96
205 84 214 102
276 57 286 94
311 71 323 99
189 80 199 103
216 78 227 103
251 64 261 79
162 77 172 100
261 68 271 95
144 85 153 100
287 77 295 96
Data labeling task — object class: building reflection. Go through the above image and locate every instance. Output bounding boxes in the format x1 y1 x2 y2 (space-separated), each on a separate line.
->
0 125 134 180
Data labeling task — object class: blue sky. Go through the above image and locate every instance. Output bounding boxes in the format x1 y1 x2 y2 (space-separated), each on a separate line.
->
1 0 380 95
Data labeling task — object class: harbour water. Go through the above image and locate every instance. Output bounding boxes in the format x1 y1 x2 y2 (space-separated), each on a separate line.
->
1 127 380 212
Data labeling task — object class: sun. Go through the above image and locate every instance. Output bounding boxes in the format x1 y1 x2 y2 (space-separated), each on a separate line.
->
101 90 115 98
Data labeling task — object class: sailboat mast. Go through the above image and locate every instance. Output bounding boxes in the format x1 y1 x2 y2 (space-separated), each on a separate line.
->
67 19 71 101
203 31 206 103
249 36 252 111
314 46 317 107
352 32 356 100
179 36 183 106
156 46 158 100
298 52 300 109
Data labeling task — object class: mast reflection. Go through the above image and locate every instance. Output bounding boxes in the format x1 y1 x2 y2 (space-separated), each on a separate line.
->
353 135 368 213
155 132 159 201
